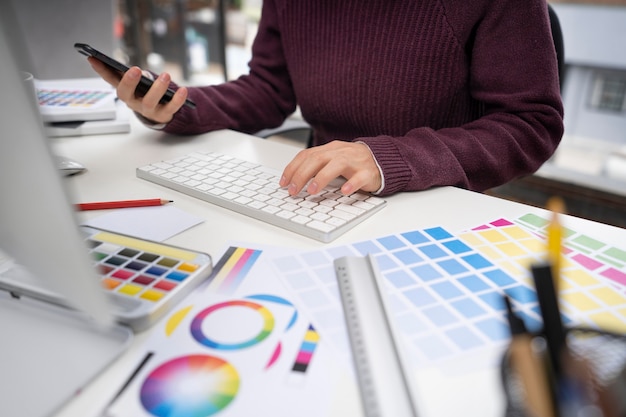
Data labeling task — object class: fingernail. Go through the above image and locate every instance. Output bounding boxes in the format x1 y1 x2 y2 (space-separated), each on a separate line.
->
288 183 298 195
280 175 287 187
308 181 319 194
341 183 354 195
128 67 140 79
158 72 171 83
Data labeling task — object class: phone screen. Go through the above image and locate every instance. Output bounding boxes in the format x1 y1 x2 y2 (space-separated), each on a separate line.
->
74 43 196 109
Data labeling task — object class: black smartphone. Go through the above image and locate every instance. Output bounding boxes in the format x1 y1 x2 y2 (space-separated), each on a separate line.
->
74 42 196 109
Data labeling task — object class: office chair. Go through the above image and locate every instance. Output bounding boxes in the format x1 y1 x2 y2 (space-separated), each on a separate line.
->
548 3 565 91
256 5 565 144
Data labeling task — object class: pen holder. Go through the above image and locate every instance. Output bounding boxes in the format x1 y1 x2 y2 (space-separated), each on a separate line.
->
501 327 626 417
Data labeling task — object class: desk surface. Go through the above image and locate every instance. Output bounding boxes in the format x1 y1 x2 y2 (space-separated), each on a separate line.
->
52 119 625 417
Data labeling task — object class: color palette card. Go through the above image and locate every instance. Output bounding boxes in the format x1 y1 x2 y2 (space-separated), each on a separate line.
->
459 216 626 334
515 213 626 291
269 217 626 374
35 78 117 122
105 246 341 417
269 226 515 373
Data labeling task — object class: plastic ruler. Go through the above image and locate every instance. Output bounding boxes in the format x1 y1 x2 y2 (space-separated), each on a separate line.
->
334 255 419 417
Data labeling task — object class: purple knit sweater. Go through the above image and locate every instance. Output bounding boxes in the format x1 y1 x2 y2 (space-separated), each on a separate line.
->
163 0 564 196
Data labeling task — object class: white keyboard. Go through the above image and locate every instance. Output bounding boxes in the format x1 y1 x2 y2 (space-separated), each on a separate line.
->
136 151 386 242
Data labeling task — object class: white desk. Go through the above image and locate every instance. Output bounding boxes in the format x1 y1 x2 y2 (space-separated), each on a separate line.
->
51 119 626 417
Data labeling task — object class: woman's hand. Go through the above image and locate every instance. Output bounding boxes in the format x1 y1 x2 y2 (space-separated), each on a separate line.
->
279 141 382 196
87 56 188 124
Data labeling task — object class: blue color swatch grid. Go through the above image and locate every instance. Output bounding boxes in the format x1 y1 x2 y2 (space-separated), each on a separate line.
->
270 226 528 368
271 216 626 373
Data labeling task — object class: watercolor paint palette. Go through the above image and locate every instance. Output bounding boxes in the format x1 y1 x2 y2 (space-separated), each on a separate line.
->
83 226 214 331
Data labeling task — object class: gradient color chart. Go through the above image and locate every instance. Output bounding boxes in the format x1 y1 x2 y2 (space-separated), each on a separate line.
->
270 217 626 369
208 247 262 295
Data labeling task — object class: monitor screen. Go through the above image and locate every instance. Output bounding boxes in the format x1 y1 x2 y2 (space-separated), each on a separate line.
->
0 1 111 326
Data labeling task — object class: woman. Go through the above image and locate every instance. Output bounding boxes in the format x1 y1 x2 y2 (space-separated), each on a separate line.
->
90 0 563 198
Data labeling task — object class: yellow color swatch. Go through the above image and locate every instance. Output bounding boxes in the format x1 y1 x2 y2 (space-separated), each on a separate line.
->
562 269 599 287
588 311 626 333
478 229 508 243
589 287 626 306
496 242 529 257
562 292 600 311
166 305 193 336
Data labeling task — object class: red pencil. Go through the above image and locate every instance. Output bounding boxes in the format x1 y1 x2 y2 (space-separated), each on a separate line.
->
76 198 173 211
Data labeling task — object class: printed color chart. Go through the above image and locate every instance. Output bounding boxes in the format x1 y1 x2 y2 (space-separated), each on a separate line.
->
270 216 626 370
460 217 626 334
37 88 113 107
105 246 337 417
516 213 626 289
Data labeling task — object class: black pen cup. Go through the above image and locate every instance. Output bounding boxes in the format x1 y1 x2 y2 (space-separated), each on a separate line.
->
501 327 626 417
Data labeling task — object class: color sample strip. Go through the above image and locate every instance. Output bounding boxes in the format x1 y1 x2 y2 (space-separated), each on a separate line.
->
209 247 263 295
292 325 320 373
460 218 626 334
270 221 626 369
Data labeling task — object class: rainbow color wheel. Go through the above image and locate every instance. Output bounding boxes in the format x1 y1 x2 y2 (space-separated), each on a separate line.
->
191 300 274 350
140 354 239 417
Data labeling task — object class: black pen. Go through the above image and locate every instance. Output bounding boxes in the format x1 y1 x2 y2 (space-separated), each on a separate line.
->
504 294 527 335
104 351 154 413
531 262 566 378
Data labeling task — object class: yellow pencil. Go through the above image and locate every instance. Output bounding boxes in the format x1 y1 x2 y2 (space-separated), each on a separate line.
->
509 334 556 417
546 197 565 289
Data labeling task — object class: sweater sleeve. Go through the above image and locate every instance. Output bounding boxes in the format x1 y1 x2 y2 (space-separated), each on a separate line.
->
359 0 564 195
163 0 297 135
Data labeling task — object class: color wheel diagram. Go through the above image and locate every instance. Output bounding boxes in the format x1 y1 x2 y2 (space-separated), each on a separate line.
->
111 296 290 417
140 354 239 417
201 246 322 377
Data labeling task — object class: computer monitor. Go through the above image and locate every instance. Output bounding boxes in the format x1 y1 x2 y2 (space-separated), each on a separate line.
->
0 2 111 326
0 5 135 417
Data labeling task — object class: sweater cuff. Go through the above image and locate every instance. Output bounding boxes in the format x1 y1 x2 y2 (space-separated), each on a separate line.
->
355 141 384 194
135 112 166 130
359 136 412 196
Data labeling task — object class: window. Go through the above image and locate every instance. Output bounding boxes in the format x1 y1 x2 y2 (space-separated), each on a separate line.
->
589 73 626 112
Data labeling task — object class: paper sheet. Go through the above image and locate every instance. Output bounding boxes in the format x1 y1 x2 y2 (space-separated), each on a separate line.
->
82 205 204 242
104 244 352 417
